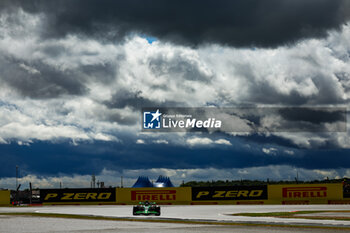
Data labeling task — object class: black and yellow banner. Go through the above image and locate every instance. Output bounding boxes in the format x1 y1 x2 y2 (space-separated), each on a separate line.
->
192 185 268 201
40 188 116 202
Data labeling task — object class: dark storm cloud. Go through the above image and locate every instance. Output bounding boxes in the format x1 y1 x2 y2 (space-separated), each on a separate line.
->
231 63 347 105
104 112 138 126
1 140 350 178
4 0 350 47
0 54 119 98
248 78 346 105
104 89 183 110
78 62 119 85
0 56 87 98
233 107 347 133
278 108 347 125
149 56 212 82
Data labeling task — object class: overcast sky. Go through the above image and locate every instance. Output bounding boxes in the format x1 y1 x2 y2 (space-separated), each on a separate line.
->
0 0 350 189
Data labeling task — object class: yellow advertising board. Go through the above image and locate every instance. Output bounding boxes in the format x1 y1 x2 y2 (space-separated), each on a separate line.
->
0 190 10 206
116 187 192 205
189 183 344 205
267 183 343 204
40 183 345 205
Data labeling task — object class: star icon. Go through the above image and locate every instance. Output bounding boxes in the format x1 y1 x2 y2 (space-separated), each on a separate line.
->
151 109 162 122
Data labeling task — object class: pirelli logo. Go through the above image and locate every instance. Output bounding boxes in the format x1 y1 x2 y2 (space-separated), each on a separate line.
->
192 186 268 201
282 187 327 198
40 188 116 202
131 190 176 201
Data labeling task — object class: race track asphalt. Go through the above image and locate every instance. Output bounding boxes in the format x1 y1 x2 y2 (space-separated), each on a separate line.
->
1 205 350 232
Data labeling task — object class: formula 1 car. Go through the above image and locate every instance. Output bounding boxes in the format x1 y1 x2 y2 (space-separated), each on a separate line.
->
133 201 161 216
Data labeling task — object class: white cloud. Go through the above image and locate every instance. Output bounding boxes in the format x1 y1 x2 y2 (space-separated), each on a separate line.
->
19 63 40 74
136 139 145 144
186 137 231 147
214 139 232 146
153 139 169 144
186 137 213 146
262 147 277 155
0 103 117 143
0 9 349 150
284 150 295 155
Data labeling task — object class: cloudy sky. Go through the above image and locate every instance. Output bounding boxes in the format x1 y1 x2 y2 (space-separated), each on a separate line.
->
1 0 350 189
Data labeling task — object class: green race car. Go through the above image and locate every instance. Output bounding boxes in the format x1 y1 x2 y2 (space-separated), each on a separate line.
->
133 201 161 216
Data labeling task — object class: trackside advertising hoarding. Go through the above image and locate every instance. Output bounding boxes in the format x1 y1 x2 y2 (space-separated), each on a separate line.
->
116 187 191 204
40 188 116 203
0 190 10 206
268 183 343 204
192 186 268 201
38 183 345 205
191 184 344 204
